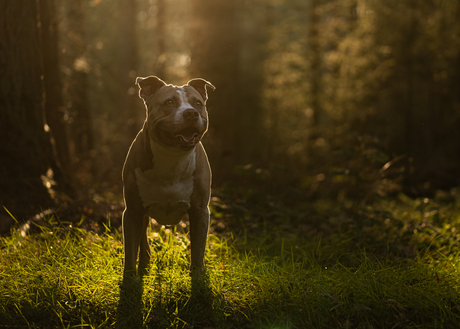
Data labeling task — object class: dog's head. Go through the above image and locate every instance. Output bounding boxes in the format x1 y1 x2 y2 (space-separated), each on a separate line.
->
136 76 215 151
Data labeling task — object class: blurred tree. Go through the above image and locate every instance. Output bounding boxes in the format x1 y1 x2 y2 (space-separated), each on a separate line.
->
67 0 94 161
190 0 268 182
307 0 321 130
0 0 61 216
190 0 241 182
304 0 325 163
262 0 311 167
236 1 270 165
119 0 140 141
39 0 73 194
155 0 166 78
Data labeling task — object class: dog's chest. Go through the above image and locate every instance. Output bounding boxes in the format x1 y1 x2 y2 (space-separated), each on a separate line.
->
135 143 196 225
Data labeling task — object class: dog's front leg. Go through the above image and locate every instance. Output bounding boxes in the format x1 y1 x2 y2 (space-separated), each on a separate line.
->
188 206 210 273
139 215 151 272
122 207 145 277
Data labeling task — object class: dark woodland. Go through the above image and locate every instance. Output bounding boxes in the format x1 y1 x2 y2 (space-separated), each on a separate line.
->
2 0 460 224
2 1 460 328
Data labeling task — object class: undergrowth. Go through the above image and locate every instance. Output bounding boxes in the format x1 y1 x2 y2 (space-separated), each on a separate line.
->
2 187 460 328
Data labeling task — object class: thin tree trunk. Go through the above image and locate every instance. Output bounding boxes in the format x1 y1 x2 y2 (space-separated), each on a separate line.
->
39 0 73 195
308 0 321 129
155 0 166 78
120 0 140 140
67 0 93 160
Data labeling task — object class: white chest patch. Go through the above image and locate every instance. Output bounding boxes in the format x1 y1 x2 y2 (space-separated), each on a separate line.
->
135 141 196 225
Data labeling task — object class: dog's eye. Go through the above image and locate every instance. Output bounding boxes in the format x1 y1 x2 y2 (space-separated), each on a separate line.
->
165 100 174 106
196 100 203 106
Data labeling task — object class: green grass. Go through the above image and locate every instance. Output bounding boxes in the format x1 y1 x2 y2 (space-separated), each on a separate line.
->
2 191 460 328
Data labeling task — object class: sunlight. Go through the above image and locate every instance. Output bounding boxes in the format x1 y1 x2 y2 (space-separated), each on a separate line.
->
40 168 56 198
74 56 90 73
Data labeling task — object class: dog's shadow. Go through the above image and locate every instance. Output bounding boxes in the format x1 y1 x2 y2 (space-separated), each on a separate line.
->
116 276 144 329
116 271 218 328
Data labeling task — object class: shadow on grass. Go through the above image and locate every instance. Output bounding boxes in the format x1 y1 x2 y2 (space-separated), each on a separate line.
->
115 271 226 328
148 271 227 328
187 271 224 324
116 276 144 329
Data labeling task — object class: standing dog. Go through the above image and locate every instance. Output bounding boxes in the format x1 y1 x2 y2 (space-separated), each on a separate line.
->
122 76 215 277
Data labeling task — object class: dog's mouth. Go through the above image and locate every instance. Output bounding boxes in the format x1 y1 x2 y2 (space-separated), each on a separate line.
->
158 126 203 150
176 126 201 144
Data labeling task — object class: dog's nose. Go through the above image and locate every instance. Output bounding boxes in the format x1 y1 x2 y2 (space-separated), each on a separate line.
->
183 109 200 122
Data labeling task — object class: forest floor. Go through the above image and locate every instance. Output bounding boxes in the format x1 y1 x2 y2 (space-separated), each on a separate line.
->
2 177 460 328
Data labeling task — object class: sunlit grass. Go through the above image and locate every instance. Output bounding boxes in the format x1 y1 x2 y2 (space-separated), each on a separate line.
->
1 198 460 328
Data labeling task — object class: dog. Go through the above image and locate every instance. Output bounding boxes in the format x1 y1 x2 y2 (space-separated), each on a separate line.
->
122 76 215 277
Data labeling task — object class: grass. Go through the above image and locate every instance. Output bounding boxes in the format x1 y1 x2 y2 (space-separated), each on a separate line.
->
2 189 460 328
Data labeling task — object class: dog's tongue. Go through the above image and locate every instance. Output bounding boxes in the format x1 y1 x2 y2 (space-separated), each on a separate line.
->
175 129 199 143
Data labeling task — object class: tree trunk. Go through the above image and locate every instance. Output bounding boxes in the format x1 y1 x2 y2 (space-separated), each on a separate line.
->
155 0 166 79
39 0 73 195
308 0 322 129
0 0 57 217
119 0 140 141
67 0 93 160
190 0 240 183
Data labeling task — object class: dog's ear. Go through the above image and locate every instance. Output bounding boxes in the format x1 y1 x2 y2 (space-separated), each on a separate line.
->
187 78 215 101
136 76 166 100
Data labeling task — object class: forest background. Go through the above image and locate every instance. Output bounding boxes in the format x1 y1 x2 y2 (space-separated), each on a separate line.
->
1 0 460 236
2 0 460 327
